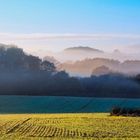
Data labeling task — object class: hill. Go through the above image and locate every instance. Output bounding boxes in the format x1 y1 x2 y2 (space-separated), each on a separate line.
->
44 46 138 62
64 46 103 53
52 46 104 62
59 58 140 76
91 65 114 76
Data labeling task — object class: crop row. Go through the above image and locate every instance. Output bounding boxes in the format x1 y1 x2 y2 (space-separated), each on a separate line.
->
15 123 91 138
28 118 62 125
0 118 30 134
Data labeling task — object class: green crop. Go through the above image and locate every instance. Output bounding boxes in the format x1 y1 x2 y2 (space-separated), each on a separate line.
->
0 113 139 140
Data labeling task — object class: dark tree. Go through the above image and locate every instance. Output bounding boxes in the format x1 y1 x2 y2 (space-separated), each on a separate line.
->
41 60 56 72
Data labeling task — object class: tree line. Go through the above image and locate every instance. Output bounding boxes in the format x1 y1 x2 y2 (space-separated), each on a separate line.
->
0 44 140 98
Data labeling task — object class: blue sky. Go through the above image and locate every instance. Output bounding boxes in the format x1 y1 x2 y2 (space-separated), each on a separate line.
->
0 0 140 54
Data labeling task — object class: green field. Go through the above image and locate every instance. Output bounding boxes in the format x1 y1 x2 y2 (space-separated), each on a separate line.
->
0 113 139 140
0 96 140 113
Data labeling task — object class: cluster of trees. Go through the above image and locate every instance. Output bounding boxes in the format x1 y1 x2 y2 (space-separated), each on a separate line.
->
80 74 140 98
111 107 140 117
0 44 140 98
0 45 56 72
134 74 140 83
0 45 81 95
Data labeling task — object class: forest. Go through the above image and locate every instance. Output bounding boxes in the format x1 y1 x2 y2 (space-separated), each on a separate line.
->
0 44 140 98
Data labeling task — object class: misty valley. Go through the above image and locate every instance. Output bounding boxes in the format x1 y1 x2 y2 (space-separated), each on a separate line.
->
0 44 140 97
0 44 140 99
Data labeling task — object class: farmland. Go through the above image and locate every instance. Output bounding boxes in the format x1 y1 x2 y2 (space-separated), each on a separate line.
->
0 113 140 139
0 96 140 113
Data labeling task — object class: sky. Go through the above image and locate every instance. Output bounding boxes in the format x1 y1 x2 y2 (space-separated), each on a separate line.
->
0 0 140 56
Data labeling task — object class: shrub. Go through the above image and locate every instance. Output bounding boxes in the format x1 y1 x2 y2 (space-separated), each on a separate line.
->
110 107 140 117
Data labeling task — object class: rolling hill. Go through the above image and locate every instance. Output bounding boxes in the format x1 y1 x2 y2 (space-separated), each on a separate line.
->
59 58 140 76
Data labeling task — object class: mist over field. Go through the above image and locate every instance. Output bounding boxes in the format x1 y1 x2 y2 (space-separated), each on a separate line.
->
0 44 139 98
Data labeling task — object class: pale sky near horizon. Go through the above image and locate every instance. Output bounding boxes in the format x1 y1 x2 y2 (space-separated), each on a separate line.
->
0 0 140 55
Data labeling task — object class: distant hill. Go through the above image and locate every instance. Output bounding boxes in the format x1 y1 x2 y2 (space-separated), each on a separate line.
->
44 46 137 62
53 46 105 62
64 46 103 53
59 58 140 77
92 65 113 76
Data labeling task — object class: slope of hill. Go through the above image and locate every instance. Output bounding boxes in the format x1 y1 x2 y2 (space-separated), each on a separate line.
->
59 58 140 76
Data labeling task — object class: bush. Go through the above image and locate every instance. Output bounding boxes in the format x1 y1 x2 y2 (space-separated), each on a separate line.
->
110 107 140 117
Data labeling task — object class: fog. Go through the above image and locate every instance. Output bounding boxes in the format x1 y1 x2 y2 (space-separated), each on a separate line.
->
0 44 140 98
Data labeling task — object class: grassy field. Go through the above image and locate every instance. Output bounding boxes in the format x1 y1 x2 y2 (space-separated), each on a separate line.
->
0 96 140 113
0 114 139 140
